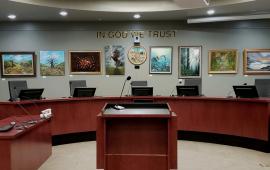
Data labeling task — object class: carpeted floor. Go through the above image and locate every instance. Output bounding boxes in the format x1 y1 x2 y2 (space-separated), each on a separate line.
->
39 140 270 170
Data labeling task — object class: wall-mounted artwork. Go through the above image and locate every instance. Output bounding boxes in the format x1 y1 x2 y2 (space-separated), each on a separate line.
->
127 46 147 65
69 51 101 75
104 45 125 75
179 46 201 78
0 52 36 78
243 49 270 75
40 51 65 76
150 46 172 74
208 49 238 74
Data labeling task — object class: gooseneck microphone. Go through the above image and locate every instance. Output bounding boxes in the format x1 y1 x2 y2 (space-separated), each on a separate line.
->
114 76 131 110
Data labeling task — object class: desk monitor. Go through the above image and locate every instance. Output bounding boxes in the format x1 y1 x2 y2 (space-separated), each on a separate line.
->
131 87 153 96
176 86 199 96
73 87 96 97
19 88 44 100
69 80 87 96
233 85 259 98
255 79 270 97
8 80 28 101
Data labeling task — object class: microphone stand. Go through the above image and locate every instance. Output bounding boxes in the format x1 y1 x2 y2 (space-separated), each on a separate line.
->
114 76 131 110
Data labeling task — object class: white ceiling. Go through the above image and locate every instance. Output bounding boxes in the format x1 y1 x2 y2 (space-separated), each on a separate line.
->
0 0 270 21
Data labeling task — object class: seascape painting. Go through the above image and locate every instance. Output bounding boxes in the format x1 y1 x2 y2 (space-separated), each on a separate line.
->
244 49 270 75
208 49 238 74
150 46 172 74
104 45 125 75
40 51 65 76
69 51 101 75
0 52 36 77
179 46 201 78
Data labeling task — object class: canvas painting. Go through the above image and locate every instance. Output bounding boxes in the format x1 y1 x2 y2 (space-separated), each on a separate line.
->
179 46 201 78
208 49 238 74
69 51 101 75
40 51 65 76
104 45 125 75
150 46 172 74
0 52 36 77
243 49 270 75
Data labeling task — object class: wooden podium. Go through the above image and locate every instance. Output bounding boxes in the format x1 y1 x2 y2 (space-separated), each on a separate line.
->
96 103 177 170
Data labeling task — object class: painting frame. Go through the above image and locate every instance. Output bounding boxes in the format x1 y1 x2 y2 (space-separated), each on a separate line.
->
104 45 125 75
0 51 36 78
40 50 65 76
243 49 270 75
208 49 238 74
69 51 102 75
179 46 202 78
149 46 173 74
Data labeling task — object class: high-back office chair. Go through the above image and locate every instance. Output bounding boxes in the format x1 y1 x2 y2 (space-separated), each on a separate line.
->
130 81 148 87
184 78 202 95
8 80 28 101
255 79 270 97
69 80 87 96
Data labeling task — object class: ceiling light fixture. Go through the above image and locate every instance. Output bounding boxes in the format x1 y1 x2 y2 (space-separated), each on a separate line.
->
207 9 215 15
8 14 16 20
133 14 141 19
59 11 68 17
187 13 270 24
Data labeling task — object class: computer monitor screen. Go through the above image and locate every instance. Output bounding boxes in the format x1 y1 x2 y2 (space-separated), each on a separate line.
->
233 85 259 98
8 81 28 101
176 86 199 96
69 80 87 96
73 88 96 97
19 88 44 100
131 87 153 96
255 79 270 97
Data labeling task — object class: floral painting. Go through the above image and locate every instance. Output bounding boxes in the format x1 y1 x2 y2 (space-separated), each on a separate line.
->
40 51 65 76
104 45 125 75
69 51 101 75
208 49 238 74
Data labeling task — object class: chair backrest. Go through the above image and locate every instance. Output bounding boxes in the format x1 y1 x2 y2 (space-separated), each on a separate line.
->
255 79 270 97
130 81 148 87
184 78 202 95
69 80 87 96
8 80 28 101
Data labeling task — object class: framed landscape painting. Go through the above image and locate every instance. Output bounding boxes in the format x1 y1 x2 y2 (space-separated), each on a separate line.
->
179 46 201 78
150 46 172 74
208 49 238 74
40 51 65 76
104 45 125 75
243 49 270 75
0 52 36 78
69 51 102 75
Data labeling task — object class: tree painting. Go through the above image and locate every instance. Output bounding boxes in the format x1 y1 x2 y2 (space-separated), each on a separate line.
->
179 46 201 78
40 51 65 76
1 52 36 77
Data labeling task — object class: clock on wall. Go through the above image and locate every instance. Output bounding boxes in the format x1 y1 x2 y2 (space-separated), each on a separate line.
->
127 46 147 65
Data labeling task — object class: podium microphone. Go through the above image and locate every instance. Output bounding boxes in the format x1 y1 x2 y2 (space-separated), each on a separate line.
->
114 76 131 110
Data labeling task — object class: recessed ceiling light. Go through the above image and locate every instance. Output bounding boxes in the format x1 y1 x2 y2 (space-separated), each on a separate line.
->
59 11 68 17
133 14 141 19
8 14 16 20
207 9 215 15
